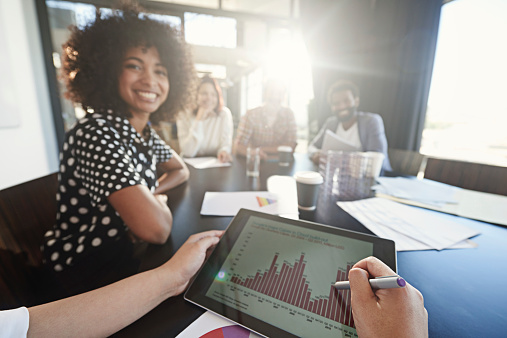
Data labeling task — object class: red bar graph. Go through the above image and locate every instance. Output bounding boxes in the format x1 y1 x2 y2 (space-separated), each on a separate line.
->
230 253 354 327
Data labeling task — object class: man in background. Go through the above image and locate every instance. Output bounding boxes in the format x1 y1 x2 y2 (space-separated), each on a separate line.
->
308 80 392 172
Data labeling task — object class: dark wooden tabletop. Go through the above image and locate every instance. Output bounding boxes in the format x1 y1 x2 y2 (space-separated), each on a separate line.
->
114 153 507 337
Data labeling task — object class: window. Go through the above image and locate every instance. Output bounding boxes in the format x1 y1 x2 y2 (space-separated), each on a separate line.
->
241 67 264 114
265 27 313 150
184 12 237 48
149 0 219 9
421 0 507 167
143 13 182 27
46 1 96 29
222 0 293 17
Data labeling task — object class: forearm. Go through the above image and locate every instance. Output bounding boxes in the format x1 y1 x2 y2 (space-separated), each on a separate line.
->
155 168 189 194
108 185 173 243
155 159 190 194
27 267 178 337
218 134 232 156
149 199 173 242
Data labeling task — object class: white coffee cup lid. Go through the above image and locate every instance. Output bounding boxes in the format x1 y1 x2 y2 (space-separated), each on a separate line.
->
294 171 323 184
277 146 293 152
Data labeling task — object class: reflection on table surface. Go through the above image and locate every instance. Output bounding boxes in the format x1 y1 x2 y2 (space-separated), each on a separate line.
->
114 153 507 337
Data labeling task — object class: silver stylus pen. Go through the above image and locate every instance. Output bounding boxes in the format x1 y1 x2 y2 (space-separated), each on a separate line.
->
332 275 406 290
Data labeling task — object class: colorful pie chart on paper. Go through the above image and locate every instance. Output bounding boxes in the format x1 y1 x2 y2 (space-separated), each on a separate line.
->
256 196 277 207
199 325 251 338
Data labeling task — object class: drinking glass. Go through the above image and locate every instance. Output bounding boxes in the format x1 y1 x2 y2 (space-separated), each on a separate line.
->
246 147 260 177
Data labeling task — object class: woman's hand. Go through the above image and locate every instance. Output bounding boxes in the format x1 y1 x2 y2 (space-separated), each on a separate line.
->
217 150 232 163
195 107 213 121
160 230 224 295
349 257 428 338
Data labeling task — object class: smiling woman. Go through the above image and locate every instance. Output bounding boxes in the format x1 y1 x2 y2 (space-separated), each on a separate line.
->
41 2 197 297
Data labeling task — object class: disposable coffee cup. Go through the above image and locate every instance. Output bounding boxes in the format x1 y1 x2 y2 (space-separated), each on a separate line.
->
277 146 293 166
294 171 324 211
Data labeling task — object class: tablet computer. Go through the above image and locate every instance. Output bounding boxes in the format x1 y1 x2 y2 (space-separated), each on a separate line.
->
184 209 396 338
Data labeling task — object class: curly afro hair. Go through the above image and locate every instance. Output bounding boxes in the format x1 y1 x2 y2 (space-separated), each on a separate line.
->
62 2 196 124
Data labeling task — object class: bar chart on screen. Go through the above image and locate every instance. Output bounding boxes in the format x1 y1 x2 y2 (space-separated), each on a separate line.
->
206 216 373 337
229 252 355 327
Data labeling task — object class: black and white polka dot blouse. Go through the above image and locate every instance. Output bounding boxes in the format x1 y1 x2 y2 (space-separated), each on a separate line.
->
43 111 172 272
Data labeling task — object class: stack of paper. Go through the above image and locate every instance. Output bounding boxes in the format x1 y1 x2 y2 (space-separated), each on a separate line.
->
373 177 507 226
373 177 459 207
337 197 480 251
183 157 231 169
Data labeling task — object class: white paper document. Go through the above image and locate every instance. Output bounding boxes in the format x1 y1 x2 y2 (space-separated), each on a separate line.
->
200 175 299 217
374 177 459 207
337 197 480 251
200 191 286 216
375 182 507 227
444 189 507 226
184 157 231 169
176 311 262 337
321 129 361 152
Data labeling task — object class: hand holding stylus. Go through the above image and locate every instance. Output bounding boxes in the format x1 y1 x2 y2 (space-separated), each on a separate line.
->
348 257 428 338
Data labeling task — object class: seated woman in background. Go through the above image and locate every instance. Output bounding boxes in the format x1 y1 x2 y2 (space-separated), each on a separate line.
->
42 4 195 297
233 78 297 159
177 76 233 163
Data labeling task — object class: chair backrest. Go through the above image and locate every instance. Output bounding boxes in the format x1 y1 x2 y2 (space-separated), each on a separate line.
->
0 173 58 267
423 157 507 196
387 148 427 177
0 173 68 308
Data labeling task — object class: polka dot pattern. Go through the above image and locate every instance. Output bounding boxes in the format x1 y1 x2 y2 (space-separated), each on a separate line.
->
43 111 172 272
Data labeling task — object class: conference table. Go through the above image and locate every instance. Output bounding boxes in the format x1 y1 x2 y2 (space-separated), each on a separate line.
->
114 153 507 337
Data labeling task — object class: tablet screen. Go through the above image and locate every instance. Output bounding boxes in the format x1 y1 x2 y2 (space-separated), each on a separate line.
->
185 209 396 338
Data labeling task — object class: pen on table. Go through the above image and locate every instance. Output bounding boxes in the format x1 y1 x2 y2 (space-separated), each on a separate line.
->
332 275 406 290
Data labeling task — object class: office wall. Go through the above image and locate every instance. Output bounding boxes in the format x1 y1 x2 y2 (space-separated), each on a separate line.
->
0 0 59 190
